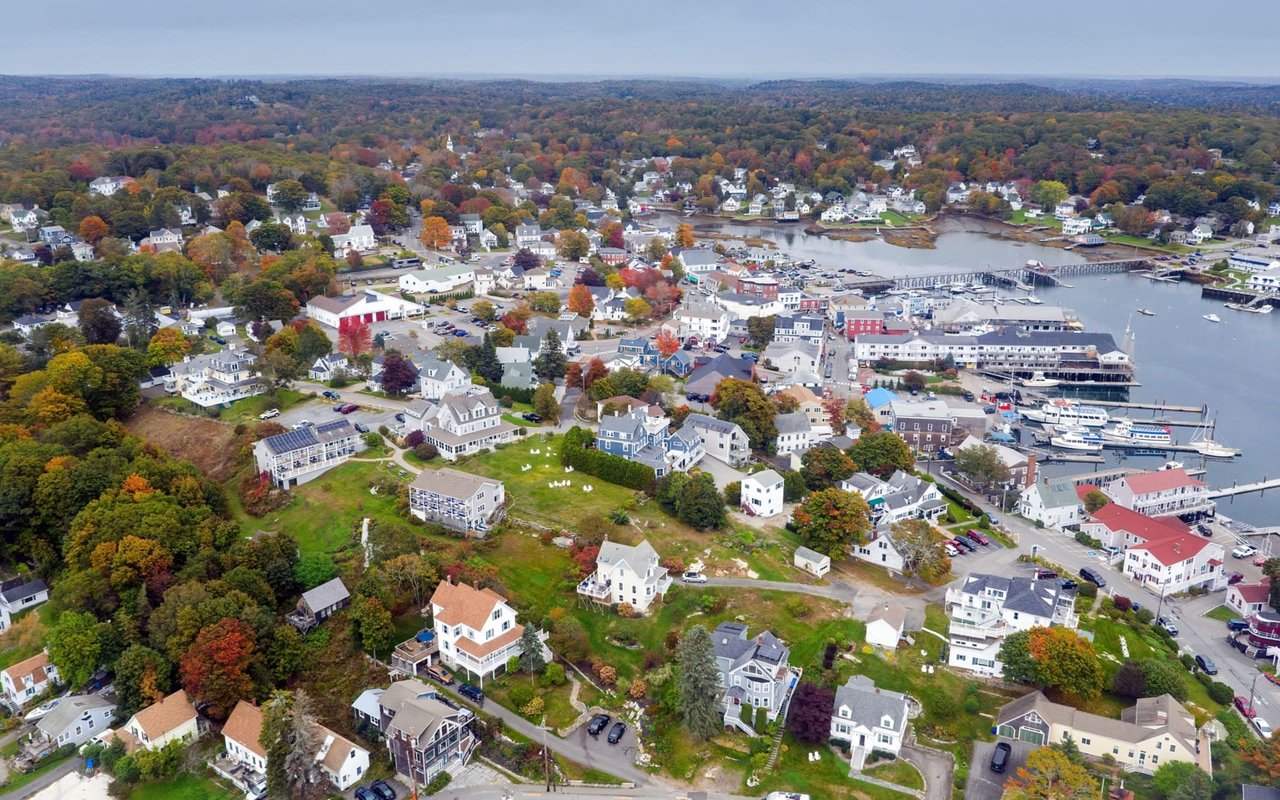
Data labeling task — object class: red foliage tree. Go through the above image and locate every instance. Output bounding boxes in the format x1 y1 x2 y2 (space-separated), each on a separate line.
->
338 318 372 358
785 682 835 743
571 545 600 578
180 618 256 720
655 329 680 358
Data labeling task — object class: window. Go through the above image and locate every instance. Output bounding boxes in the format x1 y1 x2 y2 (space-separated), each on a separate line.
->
1080 736 1090 745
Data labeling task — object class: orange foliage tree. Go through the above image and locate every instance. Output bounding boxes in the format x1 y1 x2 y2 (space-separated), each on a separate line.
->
655 329 680 357
78 215 110 244
419 216 452 249
180 618 256 720
566 284 595 316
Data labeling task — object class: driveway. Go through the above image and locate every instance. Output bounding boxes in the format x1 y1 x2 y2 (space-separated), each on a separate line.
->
965 740 1036 800
901 743 953 800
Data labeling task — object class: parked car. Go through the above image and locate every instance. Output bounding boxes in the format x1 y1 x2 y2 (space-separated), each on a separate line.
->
354 423 369 434
990 742 1012 773
1059 578 1078 591
453 329 469 337
394 412 406 423
209 335 226 345
1229 634 1250 653
944 544 960 557
521 413 543 422
1236 696 1259 718
967 530 990 546
1195 654 1218 675
340 403 359 414
682 571 707 584
458 684 485 705
1227 571 1245 585
1254 717 1274 739
322 390 340 400
258 408 279 420
355 787 376 800
963 392 975 402
1256 556 1270 567
1078 567 1106 588
956 535 979 551
370 780 397 800
1233 544 1258 559
1158 616 1179 636
587 714 612 737
333 403 346 412
426 664 454 685
1197 523 1214 537
607 721 627 744
1034 569 1058 580
983 405 997 414
1228 618 1250 632
952 538 973 553
291 420 312 430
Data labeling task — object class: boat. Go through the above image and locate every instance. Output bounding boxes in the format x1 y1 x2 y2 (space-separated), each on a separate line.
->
1021 371 1061 388
1101 419 1173 446
1050 427 1104 452
1020 399 1110 428
24 699 60 722
1188 413 1240 458
1225 302 1274 314
1138 308 1156 316
1203 313 1221 323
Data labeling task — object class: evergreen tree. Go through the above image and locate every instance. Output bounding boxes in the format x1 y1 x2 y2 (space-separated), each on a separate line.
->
518 625 546 673
121 289 158 349
677 625 723 739
475 333 504 384
261 690 321 800
534 329 567 381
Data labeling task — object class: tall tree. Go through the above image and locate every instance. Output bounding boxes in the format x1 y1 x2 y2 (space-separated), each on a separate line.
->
556 230 590 261
847 430 914 478
146 327 190 367
792 488 872 559
533 329 567 381
419 216 452 249
566 284 595 317
78 215 111 244
623 297 652 324
786 682 835 743
954 443 1012 491
179 617 256 720
114 645 172 718
677 625 722 740
1002 747 1098 800
77 298 122 344
47 611 104 689
654 328 680 358
121 289 158 349
236 279 300 321
350 595 394 656
799 446 856 490
675 223 696 249
474 333 504 384
337 318 372 359
890 519 951 581
518 625 546 673
711 378 777 451
271 179 310 213
533 382 560 421
378 351 419 397
471 299 497 322
262 689 322 800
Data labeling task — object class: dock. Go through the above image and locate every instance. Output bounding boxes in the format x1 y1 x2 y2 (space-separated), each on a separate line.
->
1027 449 1105 464
1089 400 1206 414
1209 477 1280 499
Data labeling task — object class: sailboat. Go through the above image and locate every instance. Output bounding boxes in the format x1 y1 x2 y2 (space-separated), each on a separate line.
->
1189 413 1239 458
1137 308 1156 316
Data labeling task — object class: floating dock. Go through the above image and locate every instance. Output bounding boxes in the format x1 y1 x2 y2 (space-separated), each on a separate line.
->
1109 416 1213 430
1209 477 1280 499
1089 400 1206 414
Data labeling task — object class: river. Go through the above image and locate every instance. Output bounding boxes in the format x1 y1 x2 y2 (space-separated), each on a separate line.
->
665 213 1277 527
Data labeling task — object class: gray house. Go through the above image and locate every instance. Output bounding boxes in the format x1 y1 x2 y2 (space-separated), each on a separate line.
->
830 675 909 769
33 695 116 753
683 413 750 466
712 622 798 735
286 578 351 633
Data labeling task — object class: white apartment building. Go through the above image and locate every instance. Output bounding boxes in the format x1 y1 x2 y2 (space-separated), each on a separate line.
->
741 469 785 518
674 305 732 341
253 420 363 488
408 468 505 534
945 573 1077 676
1103 468 1214 519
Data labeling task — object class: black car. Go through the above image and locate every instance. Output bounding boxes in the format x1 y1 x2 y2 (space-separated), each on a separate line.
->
951 537 973 553
370 780 397 800
1228 618 1250 632
458 684 485 705
522 412 543 422
354 788 376 800
956 535 979 550
963 392 975 402
1195 654 1218 675
1078 567 1106 588
607 721 627 744
323 390 341 400
587 713 612 737
394 412 406 423
1197 523 1213 537
209 335 226 345
1059 578 1078 591
990 742 1012 773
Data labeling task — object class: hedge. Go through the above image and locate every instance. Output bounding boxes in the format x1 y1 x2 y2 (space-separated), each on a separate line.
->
560 426 656 490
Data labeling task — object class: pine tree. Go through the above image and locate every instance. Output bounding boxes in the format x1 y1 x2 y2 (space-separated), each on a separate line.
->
534 329 567 381
475 333 504 384
121 289 158 349
677 625 723 739
262 690 321 800
518 625 546 673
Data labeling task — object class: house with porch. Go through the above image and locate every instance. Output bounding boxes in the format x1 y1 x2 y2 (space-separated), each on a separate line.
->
576 539 672 614
308 353 349 382
286 578 351 633
712 622 798 736
839 471 946 525
118 690 198 752
431 580 535 684
684 413 750 467
413 388 521 461
356 680 476 786
171 349 264 408
1103 468 1214 520
596 406 704 478
253 419 363 488
408 468 505 534
945 573 1077 677
830 675 909 770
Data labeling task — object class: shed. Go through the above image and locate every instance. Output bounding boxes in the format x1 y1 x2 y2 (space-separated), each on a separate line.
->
865 600 907 649
794 546 831 578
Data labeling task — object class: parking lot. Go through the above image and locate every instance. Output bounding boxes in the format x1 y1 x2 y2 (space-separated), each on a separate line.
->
264 395 403 438
965 739 1037 800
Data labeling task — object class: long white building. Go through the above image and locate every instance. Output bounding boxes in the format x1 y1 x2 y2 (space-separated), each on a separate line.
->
945 573 1077 676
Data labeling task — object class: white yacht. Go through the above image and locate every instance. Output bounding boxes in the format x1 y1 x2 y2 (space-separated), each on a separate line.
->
1021 399 1110 428
1203 313 1221 323
1050 426 1104 452
1021 371 1061 388
1100 420 1173 446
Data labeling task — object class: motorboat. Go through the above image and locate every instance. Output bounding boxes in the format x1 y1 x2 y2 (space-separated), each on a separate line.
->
1137 308 1156 316
1020 399 1110 428
24 698 60 722
1021 371 1061 388
1101 419 1173 446
1050 427 1104 452
1203 313 1222 323
1225 302 1274 314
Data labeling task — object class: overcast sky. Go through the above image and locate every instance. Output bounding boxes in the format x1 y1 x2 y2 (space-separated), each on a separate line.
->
4 0 1278 80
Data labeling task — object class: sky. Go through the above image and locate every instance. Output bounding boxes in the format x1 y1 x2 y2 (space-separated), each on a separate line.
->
4 0 1279 80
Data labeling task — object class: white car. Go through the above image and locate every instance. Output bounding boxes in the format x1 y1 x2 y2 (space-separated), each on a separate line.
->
681 571 707 584
291 420 312 430
1253 717 1273 739
258 408 280 420
1233 545 1259 559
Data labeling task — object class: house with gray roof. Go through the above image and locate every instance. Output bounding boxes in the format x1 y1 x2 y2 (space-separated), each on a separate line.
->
409 468 505 534
840 470 946 526
684 354 755 401
1017 477 1085 530
357 679 476 785
500 361 537 391
0 578 48 631
32 695 116 753
945 573 1078 676
596 407 703 478
254 419 364 489
576 539 671 613
413 387 521 461
712 622 798 735
287 578 351 633
683 413 750 466
419 352 471 400
774 411 815 455
830 675 909 768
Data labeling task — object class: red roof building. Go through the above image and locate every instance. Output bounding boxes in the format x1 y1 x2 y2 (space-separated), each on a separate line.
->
1103 467 1214 519
1084 502 1225 594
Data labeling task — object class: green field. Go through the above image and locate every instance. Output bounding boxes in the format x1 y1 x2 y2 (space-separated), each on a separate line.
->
863 758 924 790
155 389 312 424
128 773 237 800
1205 605 1239 623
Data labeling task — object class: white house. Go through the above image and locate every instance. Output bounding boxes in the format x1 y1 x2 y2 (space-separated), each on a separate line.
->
332 224 377 257
0 578 48 631
172 349 263 408
215 700 368 797
576 539 672 614
840 471 946 525
1083 504 1226 595
399 264 475 294
674 305 732 342
1062 217 1093 236
35 695 115 750
741 470 785 518
308 353 349 382
1227 580 1271 617
1 652 59 707
830 675 909 769
1103 468 1214 519
684 413 750 467
413 388 521 461
431 580 533 684
418 353 471 400
793 545 830 578
408 468 505 534
120 690 198 752
1245 266 1280 293
89 176 131 196
253 419 364 488
774 412 816 455
864 601 906 649
1017 479 1085 529
945 573 1077 676
851 526 908 573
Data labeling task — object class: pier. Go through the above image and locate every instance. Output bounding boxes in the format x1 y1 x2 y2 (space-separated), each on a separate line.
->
888 258 1150 291
1088 400 1206 414
1209 477 1280 499
1109 416 1213 430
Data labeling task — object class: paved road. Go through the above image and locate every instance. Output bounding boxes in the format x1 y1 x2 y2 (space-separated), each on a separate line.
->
901 742 954 800
0 759 77 800
965 740 1035 800
438 784 752 800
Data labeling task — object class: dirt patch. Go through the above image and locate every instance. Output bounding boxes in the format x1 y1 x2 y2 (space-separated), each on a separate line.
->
883 228 938 249
124 404 242 481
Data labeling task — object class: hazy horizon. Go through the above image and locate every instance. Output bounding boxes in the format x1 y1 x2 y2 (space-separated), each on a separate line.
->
4 0 1279 80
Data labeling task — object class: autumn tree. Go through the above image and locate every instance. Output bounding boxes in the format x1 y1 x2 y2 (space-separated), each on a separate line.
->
271 179 310 213
562 285 594 319
180 618 256 720
146 327 190 367
471 299 497 322
623 297 652 324
557 230 590 261
792 488 871 559
1030 180 1070 210
1002 747 1098 800
847 430 914 478
955 442 1012 491
419 216 452 249
337 319 372 358
78 215 110 244
378 351 419 397
533 382 559 421
786 682 834 743
890 520 951 581
654 328 680 358
1083 489 1110 514
999 626 1104 700
799 446 856 491
236 279 299 321
114 645 172 717
711 378 777 451
675 223 696 248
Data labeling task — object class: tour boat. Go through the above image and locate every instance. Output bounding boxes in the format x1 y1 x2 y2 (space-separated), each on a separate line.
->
1021 371 1061 388
1021 398 1110 428
1137 308 1156 316
1101 420 1173 446
1203 313 1221 323
1050 427 1104 452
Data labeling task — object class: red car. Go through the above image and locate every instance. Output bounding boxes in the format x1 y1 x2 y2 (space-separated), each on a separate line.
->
339 403 360 414
1235 696 1258 718
967 529 991 546
1227 571 1245 585
1255 556 1269 567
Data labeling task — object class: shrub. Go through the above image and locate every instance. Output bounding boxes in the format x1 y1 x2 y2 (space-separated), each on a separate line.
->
500 395 515 408
413 442 439 461
1113 595 1132 612
724 481 742 506
363 431 384 448
1180 653 1197 672
628 678 648 699
596 664 617 686
963 696 980 714
1135 608 1154 624
1076 582 1097 599
405 430 424 447
542 662 567 686
1207 680 1234 705
425 771 452 795
510 684 534 709
559 426 656 490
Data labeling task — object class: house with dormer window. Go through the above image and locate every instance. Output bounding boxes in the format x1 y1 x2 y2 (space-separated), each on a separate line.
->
431 580 541 683
413 388 520 461
596 406 703 477
945 573 1077 676
830 675 909 769
576 539 672 614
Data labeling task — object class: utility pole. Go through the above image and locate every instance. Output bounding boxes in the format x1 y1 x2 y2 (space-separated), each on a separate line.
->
1250 671 1261 715
542 723 551 792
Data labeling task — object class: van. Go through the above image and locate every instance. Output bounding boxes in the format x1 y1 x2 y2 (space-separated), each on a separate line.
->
990 742 1012 773
1079 567 1106 588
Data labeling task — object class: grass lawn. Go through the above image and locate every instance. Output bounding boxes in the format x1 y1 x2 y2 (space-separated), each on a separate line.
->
1102 232 1187 253
863 758 924 790
482 671 602 732
754 735 913 799
233 460 406 557
128 772 237 800
1205 605 1238 623
0 754 73 796
154 390 311 424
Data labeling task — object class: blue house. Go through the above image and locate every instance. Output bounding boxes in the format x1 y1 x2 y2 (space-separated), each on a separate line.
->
618 337 661 368
596 407 704 477
863 387 899 426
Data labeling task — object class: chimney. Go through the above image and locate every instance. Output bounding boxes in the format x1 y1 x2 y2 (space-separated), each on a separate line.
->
1026 453 1037 487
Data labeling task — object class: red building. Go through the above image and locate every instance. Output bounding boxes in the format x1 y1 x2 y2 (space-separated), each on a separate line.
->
844 309 886 339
